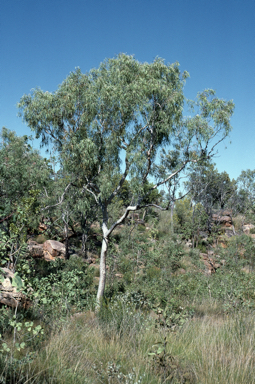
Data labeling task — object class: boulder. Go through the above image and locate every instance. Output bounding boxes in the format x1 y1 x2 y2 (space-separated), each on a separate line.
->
27 240 44 258
200 253 221 274
212 210 232 227
0 268 30 309
43 240 66 261
28 240 66 261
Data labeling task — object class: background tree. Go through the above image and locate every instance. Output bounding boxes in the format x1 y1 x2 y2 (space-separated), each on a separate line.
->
187 163 237 235
234 169 255 226
0 128 52 268
18 54 234 302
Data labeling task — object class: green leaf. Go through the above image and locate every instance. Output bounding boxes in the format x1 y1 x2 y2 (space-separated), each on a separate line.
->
12 273 24 291
157 346 164 354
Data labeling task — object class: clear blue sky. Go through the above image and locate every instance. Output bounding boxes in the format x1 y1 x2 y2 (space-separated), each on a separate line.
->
1 0 254 180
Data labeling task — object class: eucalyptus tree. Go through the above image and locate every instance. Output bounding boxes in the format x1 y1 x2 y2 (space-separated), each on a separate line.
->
18 54 234 302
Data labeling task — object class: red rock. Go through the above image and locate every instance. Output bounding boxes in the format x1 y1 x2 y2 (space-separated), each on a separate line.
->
43 240 65 260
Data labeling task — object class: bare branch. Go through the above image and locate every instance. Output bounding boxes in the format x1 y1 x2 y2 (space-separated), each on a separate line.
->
152 160 189 190
207 133 228 157
107 156 130 205
42 182 72 211
81 185 99 205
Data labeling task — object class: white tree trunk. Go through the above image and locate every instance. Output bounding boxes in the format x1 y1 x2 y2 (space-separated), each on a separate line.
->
97 222 108 304
96 204 139 305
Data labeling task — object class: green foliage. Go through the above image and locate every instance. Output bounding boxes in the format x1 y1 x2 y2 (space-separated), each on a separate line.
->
0 189 41 272
92 361 146 384
173 198 193 238
148 338 196 383
11 273 24 291
28 258 95 319
188 163 237 210
154 300 194 331
236 169 255 217
0 127 51 224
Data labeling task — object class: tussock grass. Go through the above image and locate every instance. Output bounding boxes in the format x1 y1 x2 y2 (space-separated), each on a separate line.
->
10 309 254 384
174 313 255 384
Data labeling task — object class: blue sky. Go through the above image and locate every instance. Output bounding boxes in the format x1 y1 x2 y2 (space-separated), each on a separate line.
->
1 0 254 180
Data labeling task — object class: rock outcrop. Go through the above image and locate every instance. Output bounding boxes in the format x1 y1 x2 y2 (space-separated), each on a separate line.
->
28 240 66 261
43 240 65 260
212 210 233 227
200 253 221 275
27 240 44 258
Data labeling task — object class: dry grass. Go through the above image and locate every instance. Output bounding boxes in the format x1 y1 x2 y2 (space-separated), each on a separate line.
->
12 308 254 384
174 313 255 383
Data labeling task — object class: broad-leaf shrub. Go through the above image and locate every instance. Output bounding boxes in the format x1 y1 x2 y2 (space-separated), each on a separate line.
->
27 258 95 319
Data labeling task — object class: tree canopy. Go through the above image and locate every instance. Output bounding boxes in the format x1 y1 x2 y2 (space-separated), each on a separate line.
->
18 54 235 301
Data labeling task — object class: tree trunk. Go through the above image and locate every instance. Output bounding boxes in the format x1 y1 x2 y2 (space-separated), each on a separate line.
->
62 212 70 260
64 221 70 260
81 214 89 259
97 233 108 303
81 231 88 259
170 201 174 233
97 206 109 304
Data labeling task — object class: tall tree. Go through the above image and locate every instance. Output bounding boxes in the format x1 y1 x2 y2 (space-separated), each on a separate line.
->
18 54 234 302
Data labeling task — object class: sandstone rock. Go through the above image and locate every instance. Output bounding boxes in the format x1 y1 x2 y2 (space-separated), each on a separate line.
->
28 240 66 261
199 253 221 274
218 216 232 224
203 260 214 274
27 240 44 258
39 223 47 231
43 240 66 261
221 210 232 216
212 211 232 227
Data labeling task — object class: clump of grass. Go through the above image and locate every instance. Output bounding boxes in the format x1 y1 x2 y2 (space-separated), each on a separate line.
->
232 215 245 231
170 312 255 384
